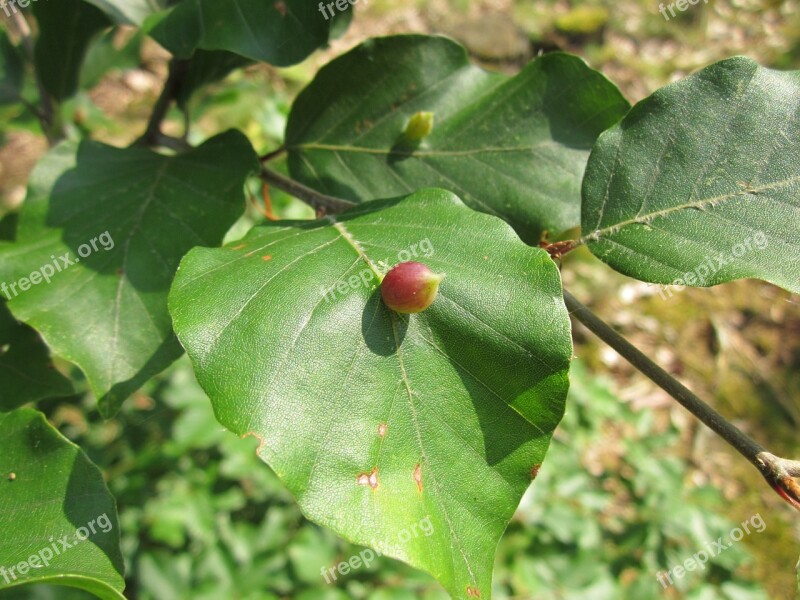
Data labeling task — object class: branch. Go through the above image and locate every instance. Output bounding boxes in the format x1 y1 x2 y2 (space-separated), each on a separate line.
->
562 288 800 510
8 9 60 144
137 58 189 147
261 167 356 214
260 145 286 163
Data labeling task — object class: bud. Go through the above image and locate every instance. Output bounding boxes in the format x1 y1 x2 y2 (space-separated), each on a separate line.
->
380 262 444 314
402 111 434 142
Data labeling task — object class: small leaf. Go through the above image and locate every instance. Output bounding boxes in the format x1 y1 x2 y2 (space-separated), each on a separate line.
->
169 189 573 599
286 36 630 243
0 131 259 416
0 301 73 412
581 57 800 293
0 408 125 599
150 0 345 66
33 0 111 101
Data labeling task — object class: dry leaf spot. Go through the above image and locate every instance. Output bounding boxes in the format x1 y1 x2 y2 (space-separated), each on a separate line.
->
242 431 266 458
413 463 423 493
357 467 379 490
231 243 246 251
530 464 541 479
378 423 387 437
466 586 481 597
262 255 272 261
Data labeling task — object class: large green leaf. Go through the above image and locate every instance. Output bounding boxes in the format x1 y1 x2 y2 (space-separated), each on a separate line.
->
169 189 573 599
0 408 124 599
286 36 630 244
581 57 800 294
0 301 73 412
33 0 111 102
0 131 259 416
150 0 348 66
0 30 23 106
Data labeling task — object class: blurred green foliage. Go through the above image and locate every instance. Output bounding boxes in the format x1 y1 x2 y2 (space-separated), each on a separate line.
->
0 359 766 600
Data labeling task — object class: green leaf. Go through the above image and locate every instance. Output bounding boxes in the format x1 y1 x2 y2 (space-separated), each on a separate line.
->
0 131 259 416
581 57 800 294
0 30 24 106
286 36 630 244
176 50 252 110
81 0 172 26
150 0 346 66
168 188 573 599
33 0 111 102
0 301 73 412
0 408 125 599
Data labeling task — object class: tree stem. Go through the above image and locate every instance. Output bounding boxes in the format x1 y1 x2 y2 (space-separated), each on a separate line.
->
8 9 61 144
562 288 800 510
260 167 355 214
137 59 189 147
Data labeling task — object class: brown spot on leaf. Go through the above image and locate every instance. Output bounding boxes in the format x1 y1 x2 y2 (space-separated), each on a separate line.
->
116 268 124 276
378 423 387 437
273 1 287 16
357 467 379 490
231 243 246 251
530 464 541 479
413 463 423 493
262 255 272 261
466 586 481 597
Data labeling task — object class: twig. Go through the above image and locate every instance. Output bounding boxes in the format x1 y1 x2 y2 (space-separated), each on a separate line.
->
260 145 286 163
8 9 59 143
261 167 355 214
137 58 189 147
562 288 800 510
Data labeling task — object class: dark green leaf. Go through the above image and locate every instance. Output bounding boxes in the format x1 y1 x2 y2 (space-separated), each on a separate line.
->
176 50 252 110
0 408 125 599
0 301 73 412
169 188 572 599
0 131 259 416
33 0 111 101
286 36 630 243
150 0 345 66
0 30 24 106
581 57 800 293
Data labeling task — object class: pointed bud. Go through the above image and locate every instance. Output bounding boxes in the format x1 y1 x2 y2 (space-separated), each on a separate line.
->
402 111 434 142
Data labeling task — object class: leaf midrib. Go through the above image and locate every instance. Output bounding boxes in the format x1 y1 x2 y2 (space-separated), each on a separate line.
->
579 175 800 245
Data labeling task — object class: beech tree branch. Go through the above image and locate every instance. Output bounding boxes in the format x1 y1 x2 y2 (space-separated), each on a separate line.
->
563 288 800 510
260 166 356 214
